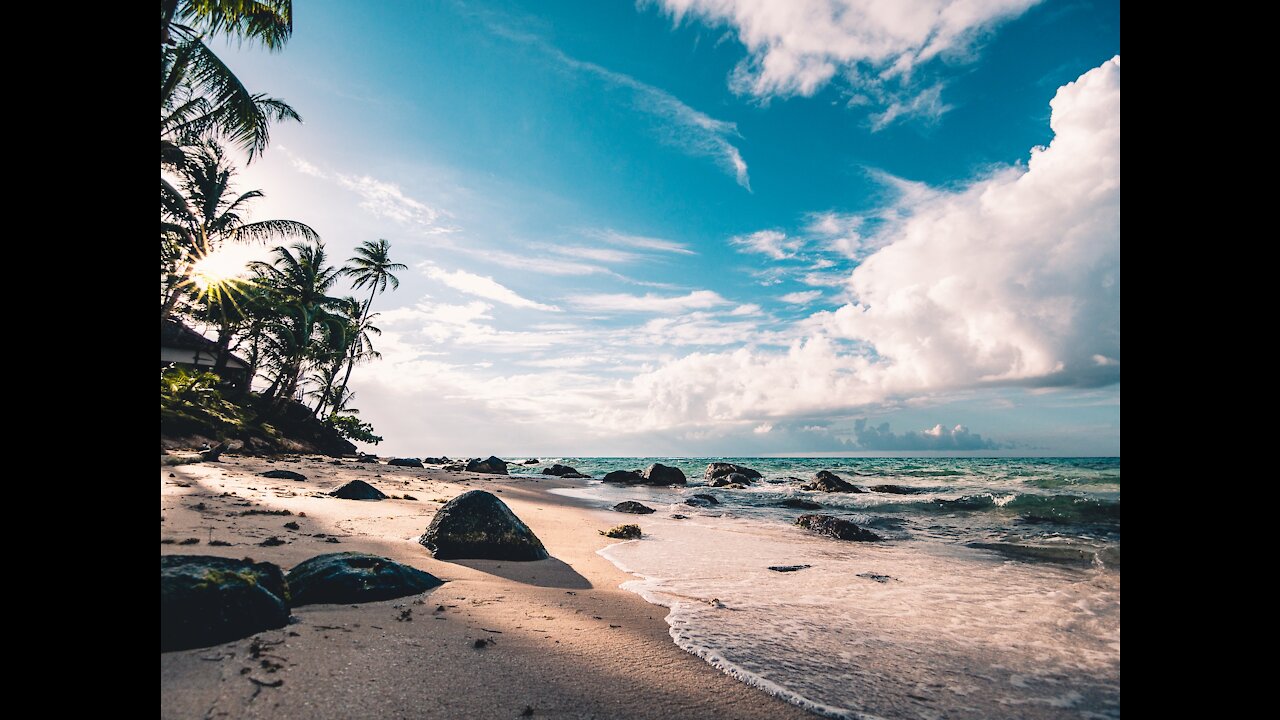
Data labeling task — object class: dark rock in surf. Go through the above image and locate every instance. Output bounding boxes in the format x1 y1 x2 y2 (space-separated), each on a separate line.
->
419 490 549 561
388 458 424 468
542 464 580 476
602 470 645 484
869 484 928 495
704 463 762 483
330 479 388 500
642 463 687 485
796 514 883 542
780 498 822 510
260 470 307 481
286 552 443 606
685 494 719 506
802 471 865 493
613 501 656 514
160 555 289 652
522 459 540 465
466 456 509 475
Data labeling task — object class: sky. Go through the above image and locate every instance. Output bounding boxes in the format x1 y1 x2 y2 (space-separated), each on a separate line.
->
213 0 1120 457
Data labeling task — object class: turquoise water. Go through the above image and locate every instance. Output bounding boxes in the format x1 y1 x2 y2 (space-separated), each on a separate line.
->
520 457 1121 719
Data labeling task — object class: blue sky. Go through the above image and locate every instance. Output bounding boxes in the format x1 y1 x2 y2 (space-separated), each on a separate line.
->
215 0 1120 456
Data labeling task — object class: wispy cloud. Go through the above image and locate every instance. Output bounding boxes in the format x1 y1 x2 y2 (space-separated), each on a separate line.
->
853 419 999 450
729 229 803 259
568 290 730 313
283 149 451 232
420 262 560 311
779 290 823 305
486 25 751 189
591 229 696 255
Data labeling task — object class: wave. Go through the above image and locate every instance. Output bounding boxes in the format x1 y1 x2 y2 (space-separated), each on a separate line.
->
876 493 1120 525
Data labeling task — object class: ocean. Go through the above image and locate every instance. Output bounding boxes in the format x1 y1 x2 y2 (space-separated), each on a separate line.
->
512 457 1120 719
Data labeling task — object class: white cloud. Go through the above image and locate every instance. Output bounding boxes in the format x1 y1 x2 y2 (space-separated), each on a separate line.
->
650 0 1039 128
626 57 1121 425
420 262 561 311
729 303 763 316
779 290 823 305
282 149 450 232
753 423 774 434
567 290 730 313
592 229 696 255
853 419 998 450
532 243 642 264
730 229 803 259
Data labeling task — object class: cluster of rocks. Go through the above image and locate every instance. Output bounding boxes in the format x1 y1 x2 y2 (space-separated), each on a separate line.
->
161 552 443 652
601 463 687 485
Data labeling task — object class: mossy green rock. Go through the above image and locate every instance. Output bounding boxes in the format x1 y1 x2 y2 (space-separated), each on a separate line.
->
420 490 549 561
160 555 289 652
286 552 444 606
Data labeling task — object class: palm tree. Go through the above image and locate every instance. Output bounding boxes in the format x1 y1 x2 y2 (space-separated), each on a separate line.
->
333 240 405 408
161 1 299 164
312 297 382 417
252 242 344 407
161 141 317 321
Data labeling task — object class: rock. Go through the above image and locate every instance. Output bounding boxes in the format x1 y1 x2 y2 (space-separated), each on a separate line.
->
422 457 449 465
199 442 228 462
779 498 823 510
613 501 656 514
801 471 865 493
330 480 388 500
466 456 509 475
704 463 762 483
685 494 719 506
160 555 289 652
356 453 378 463
768 565 812 572
419 490 549 561
796 515 883 542
602 470 645 484
642 463 687 485
707 472 754 488
600 524 642 539
724 483 747 489
388 458 424 468
522 459 540 465
286 552 444 606
670 514 689 519
443 464 466 472
856 572 895 583
542 464 580 476
869 485 928 494
560 472 591 479
260 470 307 481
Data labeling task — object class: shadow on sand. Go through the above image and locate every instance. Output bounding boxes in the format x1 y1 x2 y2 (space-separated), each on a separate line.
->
444 556 592 589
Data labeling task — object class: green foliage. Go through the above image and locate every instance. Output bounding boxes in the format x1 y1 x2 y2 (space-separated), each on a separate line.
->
600 524 643 539
160 366 245 436
324 414 383 445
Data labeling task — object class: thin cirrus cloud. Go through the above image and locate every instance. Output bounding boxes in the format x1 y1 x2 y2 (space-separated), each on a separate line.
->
285 149 451 232
647 0 1040 129
730 229 804 259
419 262 561 312
779 290 823 305
486 24 751 189
568 290 730 313
590 229 696 255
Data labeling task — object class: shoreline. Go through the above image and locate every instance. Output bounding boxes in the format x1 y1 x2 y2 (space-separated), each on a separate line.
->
160 454 814 720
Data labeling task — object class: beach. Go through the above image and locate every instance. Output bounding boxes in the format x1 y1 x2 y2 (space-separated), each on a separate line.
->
160 455 815 720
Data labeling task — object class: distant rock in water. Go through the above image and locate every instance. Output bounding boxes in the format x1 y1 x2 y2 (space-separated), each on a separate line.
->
466 456 509 475
388 458 424 468
704 463 762 484
802 471 865 493
613 501 656 514
522 458 540 465
260 470 306 481
602 470 645 484
768 564 811 573
422 457 449 465
542 464 580 476
685 494 719 506
330 480 388 500
643 463 687 485
600 524 642 539
160 555 289 652
869 484 928 495
779 498 822 510
708 471 755 488
287 552 444 606
796 514 883 542
420 490 548 561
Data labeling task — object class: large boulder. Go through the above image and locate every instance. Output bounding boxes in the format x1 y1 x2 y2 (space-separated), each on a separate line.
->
420 490 549 561
330 479 388 500
542 464 580 476
602 470 645 484
260 470 306 481
802 470 865 493
388 458 425 468
286 552 443 606
160 555 289 652
613 501 656 514
642 463 687 485
704 463 762 484
466 456 509 475
796 515 883 542
708 472 754 488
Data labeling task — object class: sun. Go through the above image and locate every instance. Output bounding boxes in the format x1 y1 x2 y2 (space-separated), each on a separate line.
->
190 245 256 293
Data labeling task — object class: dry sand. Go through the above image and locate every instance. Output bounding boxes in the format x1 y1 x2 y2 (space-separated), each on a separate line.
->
160 455 814 720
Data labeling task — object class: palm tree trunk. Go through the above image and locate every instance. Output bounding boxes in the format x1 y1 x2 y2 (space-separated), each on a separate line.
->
332 290 375 415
